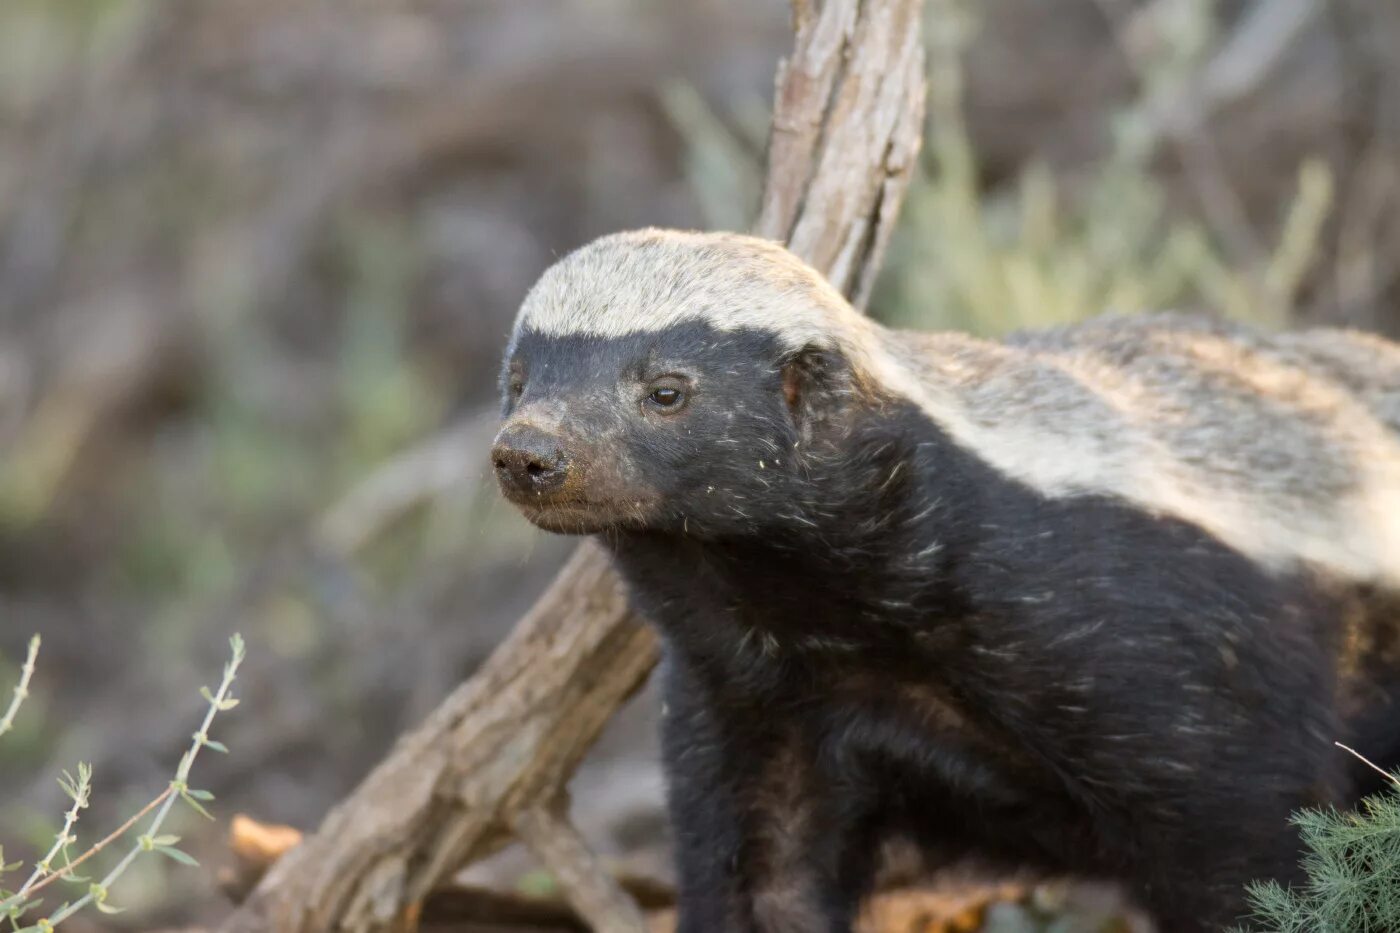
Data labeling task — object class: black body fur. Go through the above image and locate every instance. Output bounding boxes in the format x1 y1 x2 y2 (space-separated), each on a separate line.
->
498 320 1400 933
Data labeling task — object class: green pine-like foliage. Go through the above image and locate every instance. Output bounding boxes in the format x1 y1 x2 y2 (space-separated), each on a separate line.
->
1238 777 1400 933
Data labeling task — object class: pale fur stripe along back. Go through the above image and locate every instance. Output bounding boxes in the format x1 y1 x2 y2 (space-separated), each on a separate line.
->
516 229 1400 585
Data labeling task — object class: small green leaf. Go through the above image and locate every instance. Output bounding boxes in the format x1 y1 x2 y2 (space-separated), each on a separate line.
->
204 739 229 754
150 834 181 847
185 788 215 801
199 686 215 704
57 771 83 800
181 791 215 821
156 845 199 867
94 898 126 914
218 697 240 710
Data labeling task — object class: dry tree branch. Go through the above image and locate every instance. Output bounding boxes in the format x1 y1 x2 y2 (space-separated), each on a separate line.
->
217 2 926 930
508 804 647 933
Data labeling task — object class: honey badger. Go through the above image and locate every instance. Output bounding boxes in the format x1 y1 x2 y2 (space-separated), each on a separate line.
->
492 228 1400 932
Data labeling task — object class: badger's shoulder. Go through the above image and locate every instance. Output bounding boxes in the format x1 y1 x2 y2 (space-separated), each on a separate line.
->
872 312 1400 585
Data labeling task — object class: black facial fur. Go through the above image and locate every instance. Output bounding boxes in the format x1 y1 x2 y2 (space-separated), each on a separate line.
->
499 322 849 538
495 321 1400 932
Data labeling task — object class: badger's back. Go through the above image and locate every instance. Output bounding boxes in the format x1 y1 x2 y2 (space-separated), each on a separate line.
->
876 313 1400 586
1006 312 1400 436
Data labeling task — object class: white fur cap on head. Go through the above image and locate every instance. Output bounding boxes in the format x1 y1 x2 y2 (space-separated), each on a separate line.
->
514 228 874 352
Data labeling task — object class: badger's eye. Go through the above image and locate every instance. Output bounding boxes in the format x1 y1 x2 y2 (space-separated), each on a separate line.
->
650 387 682 407
643 379 689 413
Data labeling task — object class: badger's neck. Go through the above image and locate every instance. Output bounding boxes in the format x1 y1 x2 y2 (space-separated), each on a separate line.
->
601 392 976 666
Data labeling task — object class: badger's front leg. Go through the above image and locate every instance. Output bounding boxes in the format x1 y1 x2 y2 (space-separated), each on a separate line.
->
661 652 880 933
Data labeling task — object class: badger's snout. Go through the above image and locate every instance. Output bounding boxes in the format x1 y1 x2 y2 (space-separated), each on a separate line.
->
492 423 572 498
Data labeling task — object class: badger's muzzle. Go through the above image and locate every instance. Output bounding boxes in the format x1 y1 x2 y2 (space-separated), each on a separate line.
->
492 410 661 534
492 423 571 499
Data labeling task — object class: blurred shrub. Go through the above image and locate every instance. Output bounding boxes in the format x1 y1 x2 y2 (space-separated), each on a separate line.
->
670 0 1333 336
876 0 1331 335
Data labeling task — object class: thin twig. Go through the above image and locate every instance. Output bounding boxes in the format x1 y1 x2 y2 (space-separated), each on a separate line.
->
17 787 172 900
1335 741 1400 789
0 633 40 739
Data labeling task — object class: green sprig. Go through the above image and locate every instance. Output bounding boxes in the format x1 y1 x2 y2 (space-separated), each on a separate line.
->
0 634 244 928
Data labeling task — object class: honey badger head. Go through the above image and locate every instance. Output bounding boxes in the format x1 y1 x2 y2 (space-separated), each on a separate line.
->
492 229 881 536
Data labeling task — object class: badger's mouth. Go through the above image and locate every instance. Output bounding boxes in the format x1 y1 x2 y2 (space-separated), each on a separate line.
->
505 494 662 536
508 498 615 535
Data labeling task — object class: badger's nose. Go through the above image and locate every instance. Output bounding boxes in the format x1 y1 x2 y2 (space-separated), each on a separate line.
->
492 424 571 497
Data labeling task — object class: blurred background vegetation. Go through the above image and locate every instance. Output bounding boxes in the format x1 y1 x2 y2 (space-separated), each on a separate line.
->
1 0 1397 928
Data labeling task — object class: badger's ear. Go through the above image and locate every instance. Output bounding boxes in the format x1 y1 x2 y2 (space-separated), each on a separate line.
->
778 345 834 423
